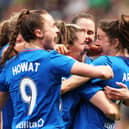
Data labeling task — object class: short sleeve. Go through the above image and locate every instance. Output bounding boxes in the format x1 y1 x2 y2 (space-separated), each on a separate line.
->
90 56 112 66
79 82 103 100
49 51 76 77
90 56 113 84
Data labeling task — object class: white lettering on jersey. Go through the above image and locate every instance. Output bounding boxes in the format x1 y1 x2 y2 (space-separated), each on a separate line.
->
104 121 115 129
122 72 129 81
12 62 40 76
16 118 44 128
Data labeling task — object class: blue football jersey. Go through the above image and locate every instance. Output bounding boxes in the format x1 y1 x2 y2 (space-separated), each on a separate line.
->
1 99 14 129
90 56 129 88
73 83 113 129
0 44 13 129
73 56 129 129
0 49 76 129
61 56 100 129
61 89 81 129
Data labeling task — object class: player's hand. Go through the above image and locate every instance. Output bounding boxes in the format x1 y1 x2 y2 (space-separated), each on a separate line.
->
104 82 129 101
54 44 69 55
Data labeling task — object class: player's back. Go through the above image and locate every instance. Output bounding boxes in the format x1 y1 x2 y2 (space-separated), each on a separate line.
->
1 48 74 129
91 56 129 88
73 56 129 129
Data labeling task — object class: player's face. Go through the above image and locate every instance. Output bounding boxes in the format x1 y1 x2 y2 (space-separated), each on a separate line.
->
96 28 115 55
41 13 59 50
76 18 95 45
68 31 86 61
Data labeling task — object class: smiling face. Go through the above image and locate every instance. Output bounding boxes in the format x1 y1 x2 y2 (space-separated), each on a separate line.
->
68 31 86 61
41 13 59 50
76 18 95 45
96 28 117 56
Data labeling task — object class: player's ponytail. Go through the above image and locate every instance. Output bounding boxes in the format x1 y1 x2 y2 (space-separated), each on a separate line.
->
0 9 28 65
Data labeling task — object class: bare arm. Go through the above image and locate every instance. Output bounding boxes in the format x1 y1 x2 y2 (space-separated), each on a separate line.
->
90 90 120 120
61 75 90 94
61 62 113 94
0 92 9 110
71 62 113 79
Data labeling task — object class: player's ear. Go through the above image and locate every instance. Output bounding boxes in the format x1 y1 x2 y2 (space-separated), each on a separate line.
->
113 38 119 48
34 29 44 38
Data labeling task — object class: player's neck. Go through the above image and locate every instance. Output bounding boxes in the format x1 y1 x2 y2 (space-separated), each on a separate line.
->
115 48 129 57
24 41 43 49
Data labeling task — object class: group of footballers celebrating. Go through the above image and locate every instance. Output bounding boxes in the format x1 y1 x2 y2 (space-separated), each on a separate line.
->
0 8 129 129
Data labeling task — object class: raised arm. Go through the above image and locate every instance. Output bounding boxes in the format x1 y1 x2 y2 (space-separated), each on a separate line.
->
61 62 113 94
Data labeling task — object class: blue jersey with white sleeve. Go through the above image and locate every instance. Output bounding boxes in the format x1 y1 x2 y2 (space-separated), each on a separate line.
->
0 49 76 129
73 56 129 129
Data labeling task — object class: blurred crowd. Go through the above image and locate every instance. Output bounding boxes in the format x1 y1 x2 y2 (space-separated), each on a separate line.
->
0 1 129 129
0 0 129 22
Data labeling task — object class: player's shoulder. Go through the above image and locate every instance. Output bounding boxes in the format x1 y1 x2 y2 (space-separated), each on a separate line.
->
94 55 118 62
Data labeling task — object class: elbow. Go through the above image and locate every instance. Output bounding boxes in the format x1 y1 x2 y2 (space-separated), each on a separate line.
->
101 66 114 80
104 109 120 120
101 72 113 80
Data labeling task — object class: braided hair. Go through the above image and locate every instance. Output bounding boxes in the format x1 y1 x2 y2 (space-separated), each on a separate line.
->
0 9 48 65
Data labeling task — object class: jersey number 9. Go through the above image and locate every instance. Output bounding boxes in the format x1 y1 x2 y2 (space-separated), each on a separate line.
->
20 78 37 115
